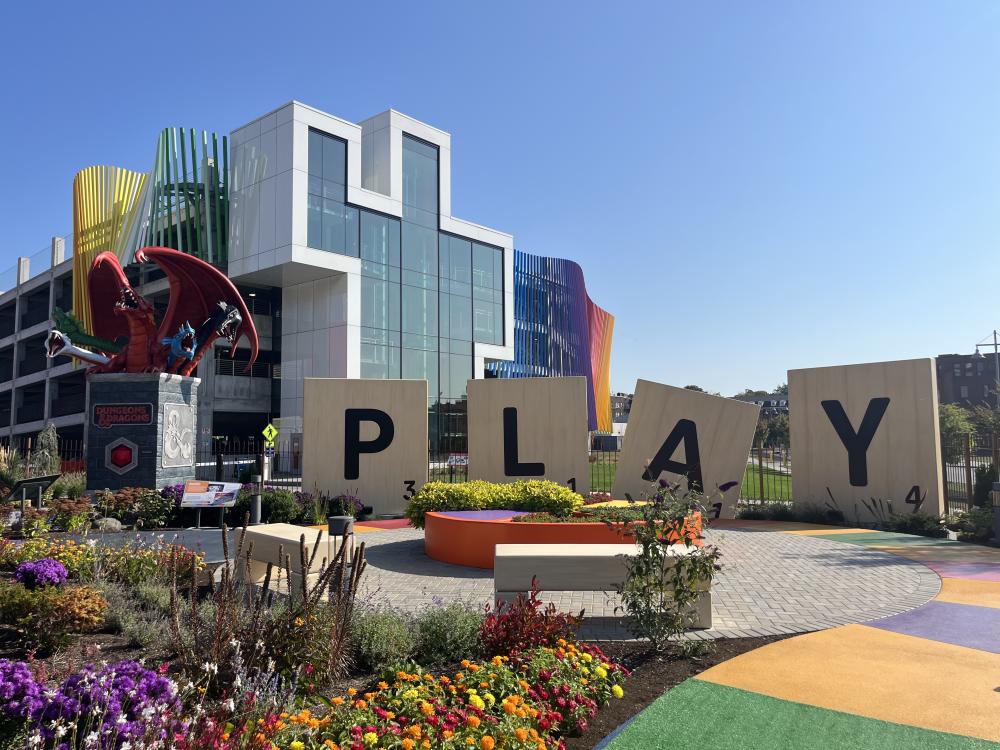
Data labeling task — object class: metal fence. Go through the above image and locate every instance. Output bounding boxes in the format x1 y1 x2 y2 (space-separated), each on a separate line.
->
206 439 782 500
940 433 999 515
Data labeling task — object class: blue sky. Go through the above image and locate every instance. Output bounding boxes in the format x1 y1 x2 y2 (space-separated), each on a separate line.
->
2 1 998 396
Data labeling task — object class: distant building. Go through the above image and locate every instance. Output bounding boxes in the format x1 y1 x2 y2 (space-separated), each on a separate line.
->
936 353 997 407
611 393 632 424
733 393 788 414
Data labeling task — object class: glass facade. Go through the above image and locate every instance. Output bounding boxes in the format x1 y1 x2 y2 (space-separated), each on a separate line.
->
306 129 505 453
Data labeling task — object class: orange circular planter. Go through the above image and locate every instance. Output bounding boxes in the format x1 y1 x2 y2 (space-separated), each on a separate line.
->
423 510 702 569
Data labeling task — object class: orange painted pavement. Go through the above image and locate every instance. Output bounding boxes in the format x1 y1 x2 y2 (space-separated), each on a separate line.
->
694 624 1000 742
936 579 1000 609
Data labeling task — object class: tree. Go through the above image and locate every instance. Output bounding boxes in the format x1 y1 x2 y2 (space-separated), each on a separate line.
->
969 404 1000 435
34 423 60 475
683 385 705 392
737 388 769 398
939 404 973 464
774 383 788 395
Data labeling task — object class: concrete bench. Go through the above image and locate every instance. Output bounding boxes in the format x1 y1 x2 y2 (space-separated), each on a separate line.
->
493 543 712 629
237 523 353 587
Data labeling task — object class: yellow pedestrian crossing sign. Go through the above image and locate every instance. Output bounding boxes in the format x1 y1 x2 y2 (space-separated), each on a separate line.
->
262 423 278 443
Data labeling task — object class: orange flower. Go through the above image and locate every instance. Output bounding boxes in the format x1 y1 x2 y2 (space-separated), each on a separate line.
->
468 664 481 673
378 681 389 690
479 681 489 689
466 715 481 728
332 697 344 706
347 688 357 696
443 730 454 738
480 737 495 750
515 729 528 741
502 702 515 715
401 741 415 750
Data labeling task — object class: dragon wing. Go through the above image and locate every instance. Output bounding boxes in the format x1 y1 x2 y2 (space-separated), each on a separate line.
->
87 252 132 348
135 247 259 366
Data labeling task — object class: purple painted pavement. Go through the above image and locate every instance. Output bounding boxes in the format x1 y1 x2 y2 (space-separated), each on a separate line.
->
925 562 1000 582
867 601 1000 653
436 510 529 520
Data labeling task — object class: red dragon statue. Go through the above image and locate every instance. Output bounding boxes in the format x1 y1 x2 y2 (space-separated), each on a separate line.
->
45 247 258 376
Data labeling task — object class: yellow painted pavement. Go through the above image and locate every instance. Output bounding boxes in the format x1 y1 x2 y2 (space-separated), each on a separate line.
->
785 527 878 536
695 624 1000 742
936 578 1000 609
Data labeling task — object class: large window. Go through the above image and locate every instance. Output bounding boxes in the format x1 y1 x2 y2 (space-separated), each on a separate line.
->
305 126 504 452
472 242 504 346
307 130 358 255
402 134 438 223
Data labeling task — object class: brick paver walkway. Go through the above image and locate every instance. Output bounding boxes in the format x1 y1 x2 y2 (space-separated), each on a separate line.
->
356 526 940 639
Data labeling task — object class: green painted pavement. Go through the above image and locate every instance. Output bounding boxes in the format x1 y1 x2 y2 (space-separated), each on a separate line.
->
601 680 1000 750
809 531 962 547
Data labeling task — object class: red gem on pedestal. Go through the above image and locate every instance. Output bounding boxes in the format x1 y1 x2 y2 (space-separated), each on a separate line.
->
109 443 134 469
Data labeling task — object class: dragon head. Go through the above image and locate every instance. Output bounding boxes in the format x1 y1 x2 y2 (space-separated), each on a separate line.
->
45 330 69 358
90 252 154 326
163 322 196 361
213 303 243 349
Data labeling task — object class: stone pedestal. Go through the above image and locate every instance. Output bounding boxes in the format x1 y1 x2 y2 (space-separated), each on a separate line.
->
86 373 200 491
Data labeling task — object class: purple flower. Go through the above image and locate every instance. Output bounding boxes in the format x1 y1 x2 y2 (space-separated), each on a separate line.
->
13 558 68 589
0 659 44 720
31 660 186 748
159 483 186 505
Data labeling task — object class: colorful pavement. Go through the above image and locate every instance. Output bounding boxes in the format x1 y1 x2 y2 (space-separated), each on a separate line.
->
602 521 1000 749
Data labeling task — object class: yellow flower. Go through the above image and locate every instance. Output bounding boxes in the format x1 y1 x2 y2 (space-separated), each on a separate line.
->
363 732 378 746
484 693 496 705
468 694 486 710
595 667 608 679
402 689 418 700
612 684 624 699
290 742 305 750
581 653 593 662
294 617 305 627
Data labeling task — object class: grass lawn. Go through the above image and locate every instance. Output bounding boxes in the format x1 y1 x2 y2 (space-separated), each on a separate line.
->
741 464 793 501
589 457 618 492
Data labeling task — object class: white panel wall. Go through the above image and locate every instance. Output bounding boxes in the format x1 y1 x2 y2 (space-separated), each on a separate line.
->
230 101 517 433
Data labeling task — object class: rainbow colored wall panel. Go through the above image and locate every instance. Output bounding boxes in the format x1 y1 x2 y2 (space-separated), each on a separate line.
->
487 249 614 431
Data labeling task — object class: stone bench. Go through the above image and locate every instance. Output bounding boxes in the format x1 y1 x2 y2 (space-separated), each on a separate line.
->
493 543 712 629
237 523 353 587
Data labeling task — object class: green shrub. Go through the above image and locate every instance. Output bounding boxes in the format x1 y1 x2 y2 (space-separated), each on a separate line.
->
946 507 995 543
352 607 416 673
16 509 52 538
97 581 173 648
405 480 583 528
134 490 176 528
48 497 94 533
886 511 948 538
49 472 87 499
228 487 300 525
974 465 998 508
414 603 483 665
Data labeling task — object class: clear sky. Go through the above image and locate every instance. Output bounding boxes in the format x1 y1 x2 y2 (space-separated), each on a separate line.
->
2 2 998 396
